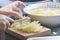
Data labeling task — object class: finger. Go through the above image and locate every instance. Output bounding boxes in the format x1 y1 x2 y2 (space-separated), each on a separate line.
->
1 18 10 28
4 20 10 28
0 9 23 18
9 11 23 18
12 6 21 12
12 1 26 8
0 14 14 23
6 16 14 23
0 21 6 31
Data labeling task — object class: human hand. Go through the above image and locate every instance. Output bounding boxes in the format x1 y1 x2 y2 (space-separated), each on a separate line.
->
0 14 14 30
0 1 25 18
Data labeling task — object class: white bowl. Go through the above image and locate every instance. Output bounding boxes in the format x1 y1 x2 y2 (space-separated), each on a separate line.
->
23 2 60 27
27 36 60 40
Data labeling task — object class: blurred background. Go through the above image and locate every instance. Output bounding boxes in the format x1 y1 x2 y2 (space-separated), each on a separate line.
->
0 0 60 8
0 0 52 8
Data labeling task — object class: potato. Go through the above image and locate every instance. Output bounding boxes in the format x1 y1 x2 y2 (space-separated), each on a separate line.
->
10 17 43 33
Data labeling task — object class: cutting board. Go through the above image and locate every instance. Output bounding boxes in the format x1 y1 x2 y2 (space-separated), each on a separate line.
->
6 27 51 40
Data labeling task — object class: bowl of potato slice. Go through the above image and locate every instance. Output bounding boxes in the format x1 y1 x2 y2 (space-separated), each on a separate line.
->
23 2 60 27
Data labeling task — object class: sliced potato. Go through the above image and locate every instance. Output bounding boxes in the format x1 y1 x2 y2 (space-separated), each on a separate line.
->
10 17 43 33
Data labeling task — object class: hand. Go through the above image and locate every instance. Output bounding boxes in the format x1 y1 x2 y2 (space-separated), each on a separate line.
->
0 14 14 30
0 1 25 18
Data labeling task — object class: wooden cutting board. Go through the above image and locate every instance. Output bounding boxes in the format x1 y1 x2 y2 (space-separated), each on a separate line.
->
6 27 51 40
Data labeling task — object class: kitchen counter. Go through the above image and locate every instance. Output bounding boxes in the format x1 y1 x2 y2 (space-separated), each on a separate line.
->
0 0 60 40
